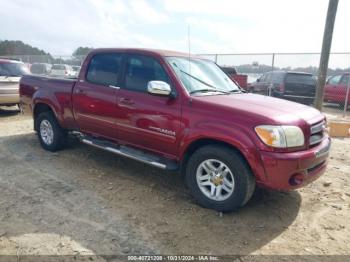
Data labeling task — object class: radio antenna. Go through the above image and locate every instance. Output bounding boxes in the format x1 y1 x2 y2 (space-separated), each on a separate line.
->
187 24 191 79
188 25 191 59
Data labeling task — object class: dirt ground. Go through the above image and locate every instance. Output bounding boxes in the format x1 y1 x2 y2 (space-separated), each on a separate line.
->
0 106 349 260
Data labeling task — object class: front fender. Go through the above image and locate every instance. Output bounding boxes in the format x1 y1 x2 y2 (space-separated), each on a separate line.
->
179 122 267 182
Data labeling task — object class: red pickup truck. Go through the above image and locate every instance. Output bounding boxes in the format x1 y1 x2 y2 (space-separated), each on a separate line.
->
20 48 331 212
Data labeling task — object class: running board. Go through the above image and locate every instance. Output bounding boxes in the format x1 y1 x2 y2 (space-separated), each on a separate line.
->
80 137 178 171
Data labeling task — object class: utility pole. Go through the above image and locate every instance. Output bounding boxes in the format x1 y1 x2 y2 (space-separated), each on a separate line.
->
314 0 339 110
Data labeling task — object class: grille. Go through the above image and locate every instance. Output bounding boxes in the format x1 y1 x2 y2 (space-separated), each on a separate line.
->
309 121 325 146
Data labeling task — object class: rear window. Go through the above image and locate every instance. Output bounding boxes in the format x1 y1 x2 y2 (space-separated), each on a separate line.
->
52 65 66 70
285 74 315 84
86 53 122 86
0 62 29 76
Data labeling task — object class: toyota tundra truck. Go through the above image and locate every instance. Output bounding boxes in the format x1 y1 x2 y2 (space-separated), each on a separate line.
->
19 48 331 212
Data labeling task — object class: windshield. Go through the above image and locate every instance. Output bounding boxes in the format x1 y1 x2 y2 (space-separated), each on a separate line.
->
166 57 240 94
0 62 29 77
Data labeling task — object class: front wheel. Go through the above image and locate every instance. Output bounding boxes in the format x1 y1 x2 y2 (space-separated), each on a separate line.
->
36 111 67 152
185 145 255 212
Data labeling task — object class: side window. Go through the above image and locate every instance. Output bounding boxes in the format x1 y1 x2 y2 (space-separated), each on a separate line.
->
328 75 341 85
258 74 265 82
124 55 169 92
339 75 349 86
86 53 122 86
265 73 272 83
272 73 284 84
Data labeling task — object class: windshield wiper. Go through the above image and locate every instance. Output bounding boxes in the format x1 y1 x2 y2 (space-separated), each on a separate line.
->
180 69 219 90
228 89 242 93
190 89 229 95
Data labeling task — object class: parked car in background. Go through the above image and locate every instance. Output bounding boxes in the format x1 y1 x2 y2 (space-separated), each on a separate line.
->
30 63 52 75
72 66 81 77
20 48 330 212
249 71 316 104
50 64 74 77
0 59 29 106
324 73 350 106
220 66 248 90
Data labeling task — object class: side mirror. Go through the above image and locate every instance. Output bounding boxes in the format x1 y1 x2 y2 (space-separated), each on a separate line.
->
256 78 260 82
147 81 171 96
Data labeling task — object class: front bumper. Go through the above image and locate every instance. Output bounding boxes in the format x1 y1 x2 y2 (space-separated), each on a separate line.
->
257 137 331 191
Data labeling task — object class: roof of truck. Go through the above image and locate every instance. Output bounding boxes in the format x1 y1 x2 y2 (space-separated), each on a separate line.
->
90 48 201 58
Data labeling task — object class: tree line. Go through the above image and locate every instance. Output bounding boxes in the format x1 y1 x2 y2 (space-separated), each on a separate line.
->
0 40 348 75
0 40 93 64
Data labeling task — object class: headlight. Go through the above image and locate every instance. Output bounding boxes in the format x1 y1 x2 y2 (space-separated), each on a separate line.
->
255 125 304 148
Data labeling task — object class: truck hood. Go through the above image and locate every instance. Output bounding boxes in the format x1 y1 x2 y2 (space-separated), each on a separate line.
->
193 93 323 125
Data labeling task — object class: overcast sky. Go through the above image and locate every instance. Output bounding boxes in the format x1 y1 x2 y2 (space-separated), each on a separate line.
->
1 0 349 67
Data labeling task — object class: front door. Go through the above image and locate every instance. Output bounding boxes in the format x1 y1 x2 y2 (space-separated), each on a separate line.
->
115 54 181 158
325 75 342 103
72 53 123 140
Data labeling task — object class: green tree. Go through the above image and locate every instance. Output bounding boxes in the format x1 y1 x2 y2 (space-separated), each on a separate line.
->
72 47 93 57
0 40 50 56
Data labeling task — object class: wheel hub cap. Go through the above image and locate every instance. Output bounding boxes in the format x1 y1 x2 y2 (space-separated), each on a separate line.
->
196 159 235 201
40 119 54 145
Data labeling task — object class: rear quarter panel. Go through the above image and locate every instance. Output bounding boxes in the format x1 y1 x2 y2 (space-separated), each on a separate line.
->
20 75 78 129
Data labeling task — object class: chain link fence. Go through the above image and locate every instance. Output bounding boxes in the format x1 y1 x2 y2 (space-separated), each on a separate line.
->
1 53 349 118
200 52 350 118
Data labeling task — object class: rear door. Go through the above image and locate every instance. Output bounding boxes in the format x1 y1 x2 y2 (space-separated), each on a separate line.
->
115 53 181 157
72 53 123 140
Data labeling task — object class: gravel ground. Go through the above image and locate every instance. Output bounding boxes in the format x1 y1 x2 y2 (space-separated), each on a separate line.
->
0 106 349 260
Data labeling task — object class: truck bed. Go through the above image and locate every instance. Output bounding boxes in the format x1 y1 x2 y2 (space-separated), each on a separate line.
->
20 75 78 129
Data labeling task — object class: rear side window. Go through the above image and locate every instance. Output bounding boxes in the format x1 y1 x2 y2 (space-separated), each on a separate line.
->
124 55 169 92
86 53 122 86
285 74 315 84
0 62 29 76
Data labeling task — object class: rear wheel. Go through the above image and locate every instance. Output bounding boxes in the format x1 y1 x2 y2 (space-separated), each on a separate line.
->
185 145 255 212
36 111 67 151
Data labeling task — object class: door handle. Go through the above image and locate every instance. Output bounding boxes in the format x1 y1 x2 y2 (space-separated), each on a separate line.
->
76 89 85 94
119 98 135 105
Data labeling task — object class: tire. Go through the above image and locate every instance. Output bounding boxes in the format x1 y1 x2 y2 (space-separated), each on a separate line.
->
35 111 67 152
185 145 255 212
